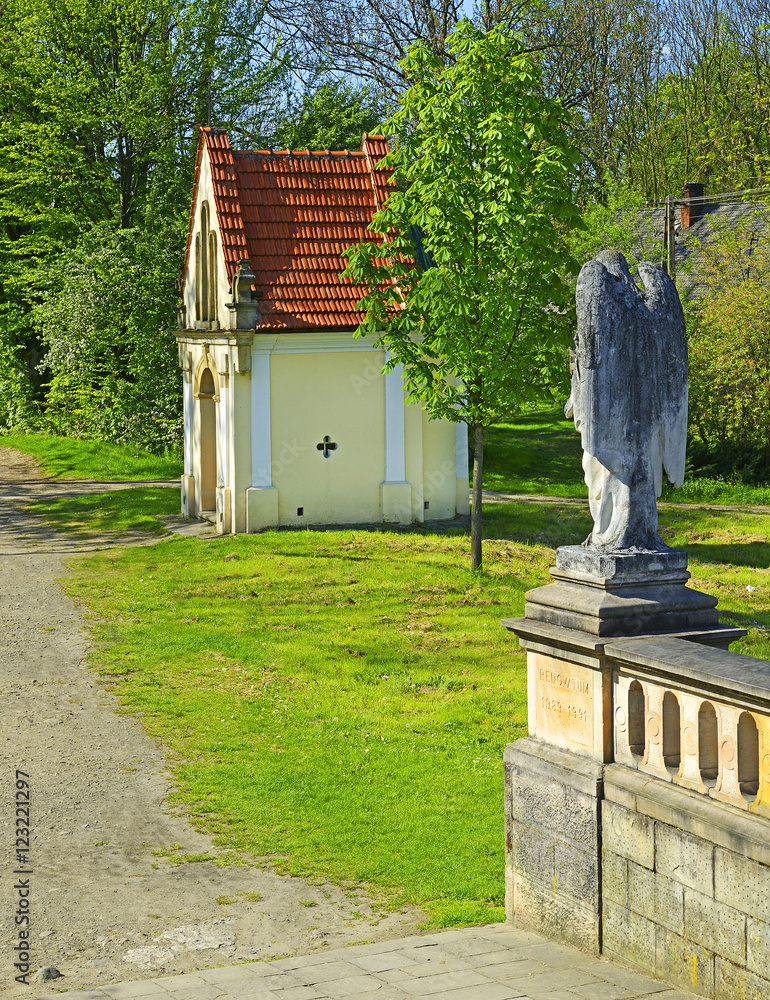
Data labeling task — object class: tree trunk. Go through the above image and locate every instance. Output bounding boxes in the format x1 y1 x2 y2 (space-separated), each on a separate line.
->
471 422 484 571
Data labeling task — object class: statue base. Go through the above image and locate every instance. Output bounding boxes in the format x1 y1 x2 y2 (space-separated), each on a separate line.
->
525 545 721 637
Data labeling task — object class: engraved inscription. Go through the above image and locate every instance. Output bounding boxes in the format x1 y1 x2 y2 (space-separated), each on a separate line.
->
531 652 594 751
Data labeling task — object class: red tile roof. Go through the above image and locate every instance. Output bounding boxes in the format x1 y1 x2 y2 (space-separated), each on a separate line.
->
182 127 394 331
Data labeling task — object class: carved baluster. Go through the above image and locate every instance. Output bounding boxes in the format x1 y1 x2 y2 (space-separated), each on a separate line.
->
676 692 708 792
613 674 636 767
642 682 670 780
750 713 770 818
712 703 746 809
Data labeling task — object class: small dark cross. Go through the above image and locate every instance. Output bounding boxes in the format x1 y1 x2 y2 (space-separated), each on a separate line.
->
317 435 337 458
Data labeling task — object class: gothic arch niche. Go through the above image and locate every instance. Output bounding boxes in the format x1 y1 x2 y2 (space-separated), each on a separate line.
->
194 355 220 513
195 201 218 327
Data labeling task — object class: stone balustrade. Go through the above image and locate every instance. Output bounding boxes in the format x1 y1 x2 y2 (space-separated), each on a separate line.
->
607 636 770 816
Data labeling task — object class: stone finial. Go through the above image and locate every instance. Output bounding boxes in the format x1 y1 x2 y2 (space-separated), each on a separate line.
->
226 259 260 330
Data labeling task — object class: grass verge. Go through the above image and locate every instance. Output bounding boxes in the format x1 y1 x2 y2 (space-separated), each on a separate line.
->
28 488 181 536
45 498 770 927
485 407 770 506
1 432 182 480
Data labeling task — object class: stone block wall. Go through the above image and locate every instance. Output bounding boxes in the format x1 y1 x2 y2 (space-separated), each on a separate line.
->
504 738 603 955
603 764 770 998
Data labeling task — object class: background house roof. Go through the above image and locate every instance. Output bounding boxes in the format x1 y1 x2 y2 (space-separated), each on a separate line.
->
183 127 394 331
647 198 769 301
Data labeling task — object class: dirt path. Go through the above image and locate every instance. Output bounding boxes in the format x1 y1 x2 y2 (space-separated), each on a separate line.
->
0 448 424 996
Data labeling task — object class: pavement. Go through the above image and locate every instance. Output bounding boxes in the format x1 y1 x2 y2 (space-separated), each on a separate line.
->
29 923 706 1000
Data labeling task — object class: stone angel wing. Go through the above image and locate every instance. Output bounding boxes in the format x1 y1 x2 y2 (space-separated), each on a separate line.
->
570 251 687 550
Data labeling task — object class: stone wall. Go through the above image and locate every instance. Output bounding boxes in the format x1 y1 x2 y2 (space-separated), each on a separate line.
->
603 765 770 999
504 739 603 955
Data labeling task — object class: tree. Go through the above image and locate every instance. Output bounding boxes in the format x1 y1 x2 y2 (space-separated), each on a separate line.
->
343 20 581 569
273 80 385 151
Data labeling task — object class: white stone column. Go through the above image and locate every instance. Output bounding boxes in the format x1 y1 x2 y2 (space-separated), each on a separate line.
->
246 341 279 530
381 359 411 523
183 378 193 477
251 346 272 487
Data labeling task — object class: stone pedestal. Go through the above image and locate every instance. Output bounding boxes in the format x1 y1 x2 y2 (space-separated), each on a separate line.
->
525 546 721 637
504 542 746 962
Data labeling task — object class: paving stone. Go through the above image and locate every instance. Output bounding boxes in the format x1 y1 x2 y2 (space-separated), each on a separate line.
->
197 968 277 989
267 987 323 1000
290 961 363 985
323 973 398 997
166 987 227 1000
396 969 492 995
104 984 171 998
350 953 418 973
401 959 473 978
465 948 527 968
378 968 413 983
415 985 525 1000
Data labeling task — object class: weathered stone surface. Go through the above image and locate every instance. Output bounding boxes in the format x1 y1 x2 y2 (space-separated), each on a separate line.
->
510 822 555 886
605 762 770 868
602 899 656 973
655 927 715 997
627 864 683 934
601 850 628 907
602 799 654 870
655 824 714 896
511 870 600 955
504 740 601 851
554 838 599 907
568 251 687 551
747 917 770 977
684 887 746 966
714 847 770 924
716 956 770 1000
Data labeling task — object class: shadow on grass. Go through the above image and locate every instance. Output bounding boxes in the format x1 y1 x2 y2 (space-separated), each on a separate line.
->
483 407 586 495
29 488 180 535
686 542 770 569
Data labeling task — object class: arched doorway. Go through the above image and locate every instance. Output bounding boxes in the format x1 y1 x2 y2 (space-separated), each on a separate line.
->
198 366 218 514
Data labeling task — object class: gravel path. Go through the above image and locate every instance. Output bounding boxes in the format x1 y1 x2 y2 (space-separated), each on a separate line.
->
0 447 423 996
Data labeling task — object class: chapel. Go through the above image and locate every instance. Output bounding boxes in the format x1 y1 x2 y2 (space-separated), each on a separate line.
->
174 127 468 533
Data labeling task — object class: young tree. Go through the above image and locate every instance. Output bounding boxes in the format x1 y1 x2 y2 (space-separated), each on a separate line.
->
343 20 581 569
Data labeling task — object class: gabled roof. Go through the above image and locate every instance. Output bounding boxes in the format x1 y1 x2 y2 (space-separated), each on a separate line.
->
183 127 394 331
648 199 769 301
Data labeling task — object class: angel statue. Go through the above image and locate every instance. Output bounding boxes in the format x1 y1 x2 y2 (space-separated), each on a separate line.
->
565 251 687 552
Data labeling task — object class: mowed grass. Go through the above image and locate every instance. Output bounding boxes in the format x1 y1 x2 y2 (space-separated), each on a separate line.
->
483 407 586 497
484 406 770 505
28 487 181 536
0 431 182 480
48 496 770 927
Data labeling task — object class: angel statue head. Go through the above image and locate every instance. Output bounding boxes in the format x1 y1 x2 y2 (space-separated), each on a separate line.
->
565 250 687 552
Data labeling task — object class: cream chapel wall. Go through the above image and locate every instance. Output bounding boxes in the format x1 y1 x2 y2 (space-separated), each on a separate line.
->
182 146 230 332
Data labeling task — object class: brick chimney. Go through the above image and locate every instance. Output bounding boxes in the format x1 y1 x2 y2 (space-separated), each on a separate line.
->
681 182 705 228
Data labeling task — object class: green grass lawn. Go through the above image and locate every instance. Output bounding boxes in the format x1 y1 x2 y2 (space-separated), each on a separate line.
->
0 431 182 480
28 487 181 536
484 407 770 506
34 492 770 928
